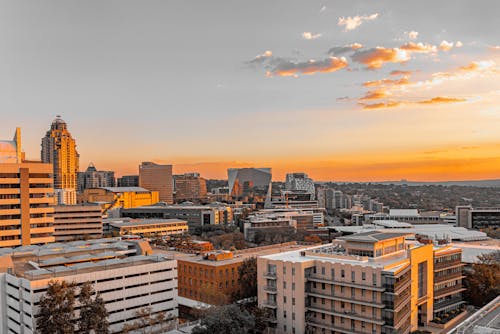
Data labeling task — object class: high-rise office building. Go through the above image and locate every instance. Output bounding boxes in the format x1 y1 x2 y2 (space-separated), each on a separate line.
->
77 162 115 192
285 173 315 200
227 168 272 200
117 175 139 187
174 173 207 202
41 116 79 205
0 128 55 247
139 162 173 204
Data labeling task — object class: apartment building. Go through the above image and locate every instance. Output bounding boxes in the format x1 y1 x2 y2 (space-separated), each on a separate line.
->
432 246 466 320
257 231 455 334
53 204 103 241
0 239 178 334
0 128 55 248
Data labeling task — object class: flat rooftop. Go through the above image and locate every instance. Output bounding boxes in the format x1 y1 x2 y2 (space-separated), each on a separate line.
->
109 218 187 227
338 230 412 243
0 238 174 280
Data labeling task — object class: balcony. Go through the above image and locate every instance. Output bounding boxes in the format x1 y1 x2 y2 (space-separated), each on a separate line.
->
434 297 465 312
262 300 277 309
308 290 385 308
434 272 464 283
263 285 277 294
307 305 385 325
434 285 466 299
434 260 463 270
307 319 377 334
263 271 277 279
307 274 385 291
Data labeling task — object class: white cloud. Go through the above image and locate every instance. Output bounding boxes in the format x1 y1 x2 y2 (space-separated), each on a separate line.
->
302 32 322 40
439 40 454 51
338 13 379 32
456 41 463 47
408 31 419 40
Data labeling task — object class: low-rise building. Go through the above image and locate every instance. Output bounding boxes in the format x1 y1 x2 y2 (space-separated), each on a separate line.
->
53 204 103 241
109 219 188 238
121 203 233 226
455 206 500 229
0 238 178 334
366 209 442 224
78 187 159 210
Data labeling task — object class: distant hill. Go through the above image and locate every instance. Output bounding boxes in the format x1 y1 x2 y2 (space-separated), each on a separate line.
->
369 179 500 187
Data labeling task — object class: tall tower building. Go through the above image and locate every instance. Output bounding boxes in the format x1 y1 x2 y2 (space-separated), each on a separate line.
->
41 116 79 204
1 128 55 247
139 162 173 203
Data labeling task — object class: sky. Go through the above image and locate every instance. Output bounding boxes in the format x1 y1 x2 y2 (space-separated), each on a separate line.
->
0 0 499 181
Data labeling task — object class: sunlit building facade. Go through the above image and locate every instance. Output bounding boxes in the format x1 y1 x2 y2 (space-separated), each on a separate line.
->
0 128 55 247
227 168 272 202
139 162 173 204
174 173 207 202
41 116 79 205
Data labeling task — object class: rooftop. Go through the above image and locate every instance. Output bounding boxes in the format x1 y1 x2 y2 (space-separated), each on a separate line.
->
100 186 150 193
109 218 187 227
338 230 412 243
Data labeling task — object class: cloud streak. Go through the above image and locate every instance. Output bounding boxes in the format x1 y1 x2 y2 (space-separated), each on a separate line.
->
302 32 322 40
328 43 363 55
266 57 349 77
338 13 379 31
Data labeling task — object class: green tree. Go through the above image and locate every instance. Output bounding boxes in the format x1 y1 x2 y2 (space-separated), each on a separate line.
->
78 281 109 334
121 307 173 334
192 304 255 334
233 257 257 301
464 251 500 307
37 280 76 334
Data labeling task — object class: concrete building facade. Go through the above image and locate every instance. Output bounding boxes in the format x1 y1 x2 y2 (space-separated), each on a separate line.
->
77 162 115 192
41 116 79 205
53 204 103 241
109 219 188 237
0 128 55 248
0 239 178 334
257 231 462 334
174 173 207 202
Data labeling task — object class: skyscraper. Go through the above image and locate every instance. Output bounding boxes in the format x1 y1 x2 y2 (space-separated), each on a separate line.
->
285 172 315 199
77 162 115 192
41 116 79 204
139 162 173 203
227 167 272 201
1 128 55 247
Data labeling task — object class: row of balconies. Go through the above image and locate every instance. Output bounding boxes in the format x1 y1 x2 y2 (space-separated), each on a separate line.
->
307 274 385 292
434 284 466 299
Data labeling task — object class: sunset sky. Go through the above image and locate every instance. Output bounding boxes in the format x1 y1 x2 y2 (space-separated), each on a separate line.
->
1 0 499 181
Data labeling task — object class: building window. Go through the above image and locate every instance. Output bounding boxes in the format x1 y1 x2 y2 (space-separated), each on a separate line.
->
284 296 287 303
292 283 295 290
331 268 335 279
351 271 355 282
362 272 366 280
284 310 287 318
372 273 377 285
283 281 287 289
341 269 345 278
292 268 295 275
321 267 325 275
283 266 286 275
292 298 295 305
418 262 428 298
292 312 295 320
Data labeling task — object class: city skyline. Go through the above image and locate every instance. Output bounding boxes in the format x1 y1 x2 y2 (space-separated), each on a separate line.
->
1 0 499 181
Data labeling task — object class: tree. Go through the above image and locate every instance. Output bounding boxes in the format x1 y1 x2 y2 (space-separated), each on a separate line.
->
192 304 255 334
233 257 257 301
464 251 500 307
37 280 76 334
121 307 174 334
78 281 109 334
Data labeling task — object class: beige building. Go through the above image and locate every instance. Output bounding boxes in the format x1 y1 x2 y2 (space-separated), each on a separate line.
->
53 204 103 241
78 186 160 211
257 231 462 334
41 116 79 205
0 128 55 248
174 173 207 202
109 218 188 237
139 162 173 204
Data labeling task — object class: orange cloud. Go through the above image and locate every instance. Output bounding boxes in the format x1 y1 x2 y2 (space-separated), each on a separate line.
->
360 101 401 110
360 89 389 100
417 96 466 104
266 57 348 77
351 47 410 69
362 77 410 87
400 42 437 53
338 13 379 31
390 70 412 76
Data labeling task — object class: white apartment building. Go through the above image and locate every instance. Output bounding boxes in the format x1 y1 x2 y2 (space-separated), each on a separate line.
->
0 239 178 334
